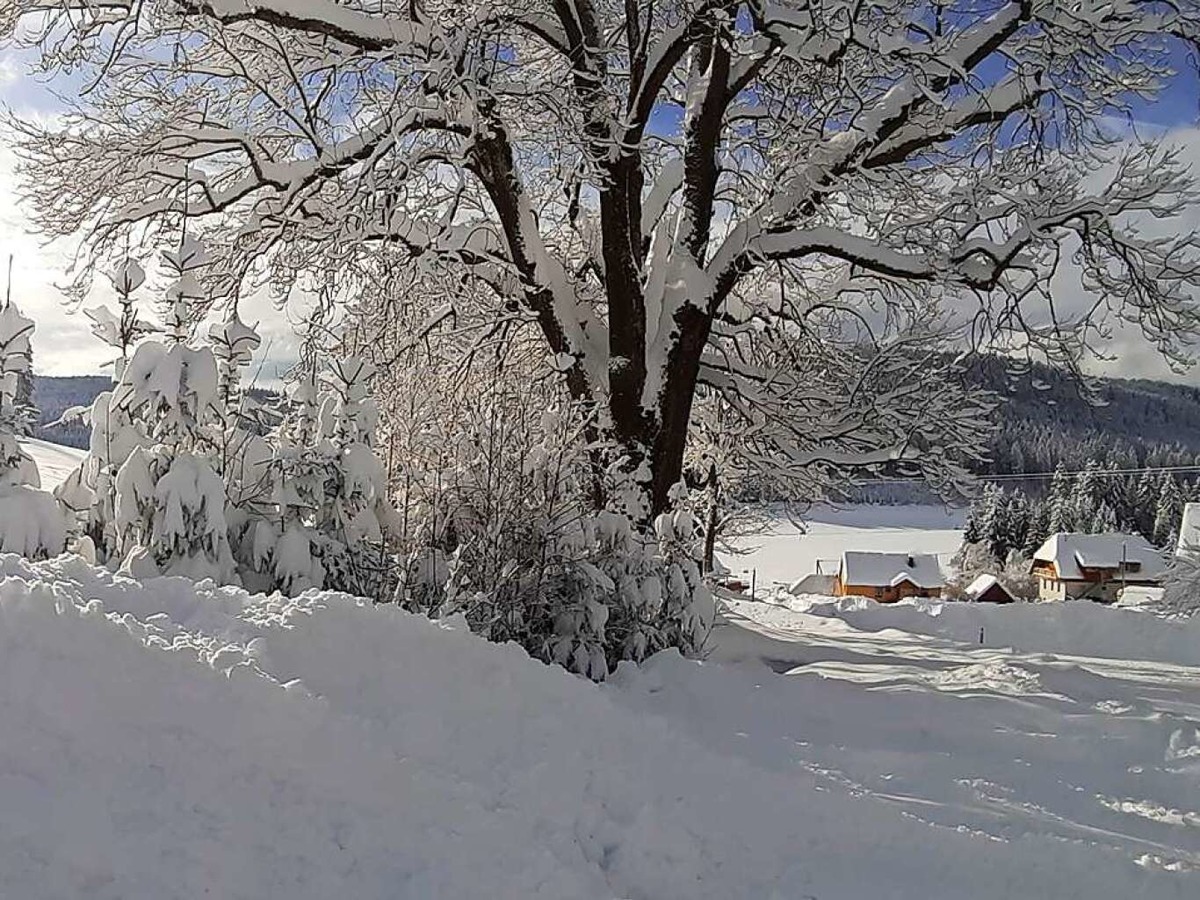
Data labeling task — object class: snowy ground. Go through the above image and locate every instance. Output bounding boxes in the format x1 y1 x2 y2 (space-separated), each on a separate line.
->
20 437 85 491
0 555 1196 898
684 595 1200 885
723 503 966 588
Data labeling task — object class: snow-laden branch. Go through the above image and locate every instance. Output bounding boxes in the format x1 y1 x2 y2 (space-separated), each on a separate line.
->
8 0 1200 518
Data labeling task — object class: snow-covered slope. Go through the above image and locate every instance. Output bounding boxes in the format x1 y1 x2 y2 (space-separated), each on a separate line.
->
0 555 1194 898
19 437 85 491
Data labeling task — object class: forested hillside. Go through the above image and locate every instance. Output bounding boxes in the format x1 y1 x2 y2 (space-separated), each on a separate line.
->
32 365 1200 489
31 375 109 448
970 358 1200 477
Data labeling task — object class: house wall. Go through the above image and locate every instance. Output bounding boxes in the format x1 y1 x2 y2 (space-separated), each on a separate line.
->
1034 567 1156 604
1036 575 1067 602
1033 565 1066 602
836 581 941 603
974 584 1015 604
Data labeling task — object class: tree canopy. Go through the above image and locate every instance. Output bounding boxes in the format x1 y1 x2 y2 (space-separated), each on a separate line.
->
6 0 1200 515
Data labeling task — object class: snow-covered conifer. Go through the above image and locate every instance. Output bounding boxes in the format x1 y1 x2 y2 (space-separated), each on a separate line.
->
0 301 64 558
1154 473 1184 548
57 258 158 559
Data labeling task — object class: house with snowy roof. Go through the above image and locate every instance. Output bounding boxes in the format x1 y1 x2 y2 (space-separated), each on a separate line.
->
963 574 1017 604
834 551 943 602
1030 533 1168 603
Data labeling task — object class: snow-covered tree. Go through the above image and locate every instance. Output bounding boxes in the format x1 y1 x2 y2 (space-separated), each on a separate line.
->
109 332 236 580
57 258 157 558
312 357 398 594
0 303 36 487
1154 472 1184 549
1133 468 1160 540
1048 464 1076 534
9 0 1200 527
0 301 64 557
1071 460 1103 530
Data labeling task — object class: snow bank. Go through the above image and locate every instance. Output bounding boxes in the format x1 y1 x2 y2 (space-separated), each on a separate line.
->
780 593 1200 667
0 484 64 557
0 555 1188 898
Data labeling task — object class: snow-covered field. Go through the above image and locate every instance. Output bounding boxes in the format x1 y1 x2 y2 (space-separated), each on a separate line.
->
724 503 966 587
699 595 1200 888
20 437 85 491
0 553 1197 898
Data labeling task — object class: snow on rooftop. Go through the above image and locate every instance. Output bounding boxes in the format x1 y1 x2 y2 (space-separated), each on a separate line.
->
839 551 943 588
1032 532 1168 582
964 573 1005 599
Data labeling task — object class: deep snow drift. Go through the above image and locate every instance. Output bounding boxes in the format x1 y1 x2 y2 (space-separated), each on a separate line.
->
0 555 1196 898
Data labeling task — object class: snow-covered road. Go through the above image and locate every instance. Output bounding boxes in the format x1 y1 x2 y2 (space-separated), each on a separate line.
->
19 437 85 491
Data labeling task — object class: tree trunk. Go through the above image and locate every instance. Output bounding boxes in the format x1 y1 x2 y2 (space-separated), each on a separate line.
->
702 463 720 574
648 306 711 517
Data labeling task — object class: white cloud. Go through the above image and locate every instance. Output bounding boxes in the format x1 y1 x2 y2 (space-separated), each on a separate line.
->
1065 124 1200 385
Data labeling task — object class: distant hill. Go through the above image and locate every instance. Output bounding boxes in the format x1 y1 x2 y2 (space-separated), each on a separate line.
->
966 358 1200 479
34 363 1200 483
32 375 110 448
31 374 280 449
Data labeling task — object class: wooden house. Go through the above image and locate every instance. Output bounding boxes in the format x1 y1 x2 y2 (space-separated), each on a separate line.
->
963 574 1017 604
835 551 943 602
1030 533 1167 603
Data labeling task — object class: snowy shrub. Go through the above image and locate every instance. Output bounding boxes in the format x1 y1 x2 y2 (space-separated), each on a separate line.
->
1157 557 1200 618
0 301 65 558
367 358 713 679
254 358 399 598
107 337 238 581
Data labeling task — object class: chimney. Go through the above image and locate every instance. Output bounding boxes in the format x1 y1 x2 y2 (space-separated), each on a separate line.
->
907 555 915 568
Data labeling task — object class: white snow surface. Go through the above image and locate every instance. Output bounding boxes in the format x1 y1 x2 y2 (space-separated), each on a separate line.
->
19 438 86 492
0 556 1197 897
725 503 965 587
695 595 1200 890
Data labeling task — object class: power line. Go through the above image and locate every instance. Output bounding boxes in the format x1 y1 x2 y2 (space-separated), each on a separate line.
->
869 463 1200 486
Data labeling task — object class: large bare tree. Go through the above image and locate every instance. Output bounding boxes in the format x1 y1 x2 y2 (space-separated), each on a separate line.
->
6 0 1200 517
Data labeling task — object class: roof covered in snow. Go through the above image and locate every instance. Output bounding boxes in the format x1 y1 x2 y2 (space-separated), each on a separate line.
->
1032 533 1168 582
788 573 836 596
839 551 943 589
1177 503 1200 558
962 574 1004 599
